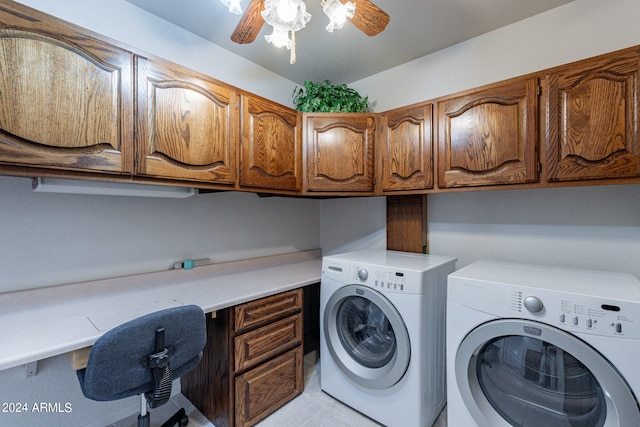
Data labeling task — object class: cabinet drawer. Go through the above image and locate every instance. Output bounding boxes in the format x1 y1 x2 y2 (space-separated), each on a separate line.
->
235 346 303 427
234 289 303 333
235 314 303 372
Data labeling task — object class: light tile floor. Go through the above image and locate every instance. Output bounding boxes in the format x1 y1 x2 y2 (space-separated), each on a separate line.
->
112 352 447 427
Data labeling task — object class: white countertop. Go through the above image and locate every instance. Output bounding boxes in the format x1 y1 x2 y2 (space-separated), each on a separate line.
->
0 250 322 371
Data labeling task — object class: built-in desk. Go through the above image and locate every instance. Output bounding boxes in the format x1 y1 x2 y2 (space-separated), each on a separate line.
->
0 250 322 372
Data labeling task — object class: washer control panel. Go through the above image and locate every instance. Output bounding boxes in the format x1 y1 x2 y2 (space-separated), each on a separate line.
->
351 263 414 293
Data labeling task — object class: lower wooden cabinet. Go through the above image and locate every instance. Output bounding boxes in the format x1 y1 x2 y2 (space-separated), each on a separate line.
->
182 289 304 427
235 347 303 426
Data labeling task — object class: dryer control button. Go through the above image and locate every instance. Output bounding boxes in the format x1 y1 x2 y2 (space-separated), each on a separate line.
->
524 296 544 313
357 269 369 281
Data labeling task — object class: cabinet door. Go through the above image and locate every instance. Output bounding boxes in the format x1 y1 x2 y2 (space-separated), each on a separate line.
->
136 56 238 184
235 347 303 427
380 103 433 191
0 4 134 174
438 78 538 188
303 113 376 193
545 52 640 182
240 95 301 191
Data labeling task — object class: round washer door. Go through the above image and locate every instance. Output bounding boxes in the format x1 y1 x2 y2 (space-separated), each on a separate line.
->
455 319 640 427
323 284 410 389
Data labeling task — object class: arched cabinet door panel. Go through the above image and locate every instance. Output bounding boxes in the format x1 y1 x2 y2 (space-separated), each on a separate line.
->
438 78 538 188
303 113 376 194
380 103 433 192
136 56 238 184
545 51 640 182
240 95 301 191
0 5 134 175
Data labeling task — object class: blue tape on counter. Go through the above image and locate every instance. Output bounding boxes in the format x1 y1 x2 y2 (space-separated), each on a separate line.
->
183 259 194 269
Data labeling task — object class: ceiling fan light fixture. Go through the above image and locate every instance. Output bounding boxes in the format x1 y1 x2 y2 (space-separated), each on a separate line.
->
265 26 292 49
219 0 243 14
262 0 311 32
322 0 355 32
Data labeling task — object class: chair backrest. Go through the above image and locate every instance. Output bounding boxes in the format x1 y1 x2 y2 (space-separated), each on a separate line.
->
77 304 207 403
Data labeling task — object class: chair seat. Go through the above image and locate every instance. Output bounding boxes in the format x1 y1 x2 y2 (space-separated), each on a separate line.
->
77 305 207 402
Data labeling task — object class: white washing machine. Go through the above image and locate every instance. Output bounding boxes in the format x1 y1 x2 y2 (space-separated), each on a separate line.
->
320 250 456 427
447 260 640 427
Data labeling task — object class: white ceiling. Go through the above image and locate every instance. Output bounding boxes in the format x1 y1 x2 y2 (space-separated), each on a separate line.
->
126 0 574 85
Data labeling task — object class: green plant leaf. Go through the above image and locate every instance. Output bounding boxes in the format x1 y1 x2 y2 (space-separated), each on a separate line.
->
292 80 369 113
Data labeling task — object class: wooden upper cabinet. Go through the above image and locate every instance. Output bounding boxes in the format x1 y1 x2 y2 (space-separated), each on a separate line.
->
438 78 538 188
0 3 134 174
303 113 376 193
136 56 238 184
545 51 640 182
380 103 433 192
240 95 301 191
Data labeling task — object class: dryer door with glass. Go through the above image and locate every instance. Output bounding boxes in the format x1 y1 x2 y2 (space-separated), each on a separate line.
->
323 284 410 389
455 319 640 427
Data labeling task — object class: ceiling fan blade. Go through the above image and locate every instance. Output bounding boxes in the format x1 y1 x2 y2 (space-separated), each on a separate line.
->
231 0 265 44
349 0 390 36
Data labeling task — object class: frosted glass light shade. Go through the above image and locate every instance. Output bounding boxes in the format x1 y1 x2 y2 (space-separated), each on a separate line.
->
322 0 355 32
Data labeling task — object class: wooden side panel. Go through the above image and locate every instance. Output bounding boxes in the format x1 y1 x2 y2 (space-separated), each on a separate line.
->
546 51 640 181
438 78 538 187
386 195 427 253
240 95 301 191
381 103 433 191
235 347 303 427
182 310 234 427
0 8 134 174
136 56 238 184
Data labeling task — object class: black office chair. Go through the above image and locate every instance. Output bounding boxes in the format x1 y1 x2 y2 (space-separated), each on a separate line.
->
77 305 207 427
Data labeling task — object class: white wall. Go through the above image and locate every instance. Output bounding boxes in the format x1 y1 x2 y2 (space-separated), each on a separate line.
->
354 0 640 111
352 0 640 278
0 176 320 293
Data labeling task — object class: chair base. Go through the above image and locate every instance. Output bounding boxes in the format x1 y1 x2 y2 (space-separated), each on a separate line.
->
138 412 150 427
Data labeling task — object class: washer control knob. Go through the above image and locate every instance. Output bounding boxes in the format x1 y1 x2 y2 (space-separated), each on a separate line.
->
523 296 544 313
357 269 369 281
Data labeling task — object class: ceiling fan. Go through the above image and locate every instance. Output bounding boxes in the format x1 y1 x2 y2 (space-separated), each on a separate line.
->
229 0 390 45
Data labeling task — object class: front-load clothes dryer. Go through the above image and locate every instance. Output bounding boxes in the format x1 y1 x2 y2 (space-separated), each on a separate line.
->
447 260 640 427
320 250 456 427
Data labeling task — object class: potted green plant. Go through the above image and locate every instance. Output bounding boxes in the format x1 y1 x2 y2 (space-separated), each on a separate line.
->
292 80 369 112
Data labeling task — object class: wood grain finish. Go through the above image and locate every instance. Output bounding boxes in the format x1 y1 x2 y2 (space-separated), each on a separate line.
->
349 0 390 37
545 51 640 182
240 95 301 191
235 347 303 427
380 103 433 191
182 309 234 427
234 314 302 373
0 3 133 174
230 0 265 44
136 56 238 184
438 78 538 187
386 195 427 253
234 288 303 333
182 289 304 427
303 112 376 193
